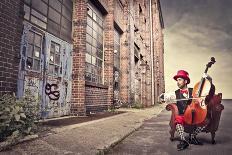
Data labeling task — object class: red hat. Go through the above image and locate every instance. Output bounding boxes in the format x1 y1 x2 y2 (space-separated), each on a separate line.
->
173 70 190 84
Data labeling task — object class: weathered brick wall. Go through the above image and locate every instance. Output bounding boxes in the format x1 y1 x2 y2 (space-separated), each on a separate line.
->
85 86 108 114
143 0 153 106
137 0 151 106
71 0 87 116
72 0 115 115
104 0 114 106
120 1 130 104
71 0 164 113
152 0 165 102
114 0 124 28
0 0 164 116
146 66 152 106
122 0 153 106
128 0 136 104
155 0 165 98
0 0 23 96
98 0 108 10
158 32 165 94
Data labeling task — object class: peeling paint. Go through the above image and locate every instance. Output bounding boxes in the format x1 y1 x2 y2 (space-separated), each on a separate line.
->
18 23 73 118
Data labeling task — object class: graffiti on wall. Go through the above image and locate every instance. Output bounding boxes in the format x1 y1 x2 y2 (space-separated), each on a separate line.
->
24 77 40 99
43 79 71 117
113 70 120 99
45 83 60 100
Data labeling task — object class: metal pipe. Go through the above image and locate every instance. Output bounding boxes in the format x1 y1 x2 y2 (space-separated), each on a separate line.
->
149 0 155 105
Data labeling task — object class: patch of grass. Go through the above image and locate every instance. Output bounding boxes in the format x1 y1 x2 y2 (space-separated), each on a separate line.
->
131 101 144 109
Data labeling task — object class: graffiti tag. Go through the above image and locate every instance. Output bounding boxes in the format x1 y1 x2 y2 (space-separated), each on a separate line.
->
27 79 38 87
45 83 60 100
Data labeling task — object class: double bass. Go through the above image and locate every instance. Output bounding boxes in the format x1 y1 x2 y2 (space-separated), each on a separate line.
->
184 57 216 125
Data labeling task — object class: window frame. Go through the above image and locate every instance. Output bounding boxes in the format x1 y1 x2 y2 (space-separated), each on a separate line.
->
25 29 43 72
48 41 62 76
23 0 73 43
85 3 104 84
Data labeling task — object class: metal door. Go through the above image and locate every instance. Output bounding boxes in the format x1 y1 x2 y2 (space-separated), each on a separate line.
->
42 33 73 118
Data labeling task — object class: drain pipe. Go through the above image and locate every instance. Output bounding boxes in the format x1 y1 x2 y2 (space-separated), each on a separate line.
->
149 0 155 105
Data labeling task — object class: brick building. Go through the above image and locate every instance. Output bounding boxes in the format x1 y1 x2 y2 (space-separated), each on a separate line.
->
0 0 164 118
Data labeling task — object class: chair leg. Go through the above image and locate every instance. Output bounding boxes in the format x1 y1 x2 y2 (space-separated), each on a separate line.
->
211 132 216 144
189 133 191 140
169 128 175 141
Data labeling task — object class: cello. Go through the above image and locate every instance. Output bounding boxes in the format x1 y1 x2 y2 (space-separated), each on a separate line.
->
184 57 216 125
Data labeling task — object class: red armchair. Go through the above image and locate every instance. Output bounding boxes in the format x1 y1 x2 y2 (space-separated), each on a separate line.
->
166 93 224 144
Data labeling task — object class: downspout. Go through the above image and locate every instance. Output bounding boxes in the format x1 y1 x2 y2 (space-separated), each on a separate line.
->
149 0 155 105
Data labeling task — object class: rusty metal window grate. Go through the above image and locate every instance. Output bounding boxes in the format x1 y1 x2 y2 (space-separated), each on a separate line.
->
85 3 104 84
49 41 61 76
25 30 43 71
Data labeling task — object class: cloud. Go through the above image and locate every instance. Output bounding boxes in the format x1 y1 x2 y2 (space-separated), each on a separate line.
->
168 13 232 50
161 0 232 98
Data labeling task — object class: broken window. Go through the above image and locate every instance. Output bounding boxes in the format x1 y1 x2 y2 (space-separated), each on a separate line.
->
26 30 42 71
49 41 61 76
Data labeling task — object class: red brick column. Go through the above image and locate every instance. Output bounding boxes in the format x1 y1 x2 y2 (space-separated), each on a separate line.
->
71 0 87 116
0 0 23 95
104 0 114 106
120 2 130 105
146 65 152 106
152 0 165 98
140 62 147 107
151 0 159 103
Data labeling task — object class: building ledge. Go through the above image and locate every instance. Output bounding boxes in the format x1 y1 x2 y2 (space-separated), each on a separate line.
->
85 81 108 89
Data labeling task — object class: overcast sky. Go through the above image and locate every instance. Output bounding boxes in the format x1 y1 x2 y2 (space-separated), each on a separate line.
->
160 0 232 99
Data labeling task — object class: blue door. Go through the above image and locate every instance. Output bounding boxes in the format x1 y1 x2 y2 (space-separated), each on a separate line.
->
18 23 73 118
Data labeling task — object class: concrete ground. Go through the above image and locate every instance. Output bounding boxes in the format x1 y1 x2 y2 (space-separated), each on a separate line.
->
107 99 232 155
0 104 166 155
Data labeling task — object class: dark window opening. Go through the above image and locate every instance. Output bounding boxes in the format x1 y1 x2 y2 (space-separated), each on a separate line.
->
139 4 142 13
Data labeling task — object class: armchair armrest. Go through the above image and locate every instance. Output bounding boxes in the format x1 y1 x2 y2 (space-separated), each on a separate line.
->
206 93 224 133
208 93 224 112
166 103 179 128
166 103 179 140
166 103 179 116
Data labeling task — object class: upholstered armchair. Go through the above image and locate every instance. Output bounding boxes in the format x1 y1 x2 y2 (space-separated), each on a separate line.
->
166 93 224 144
